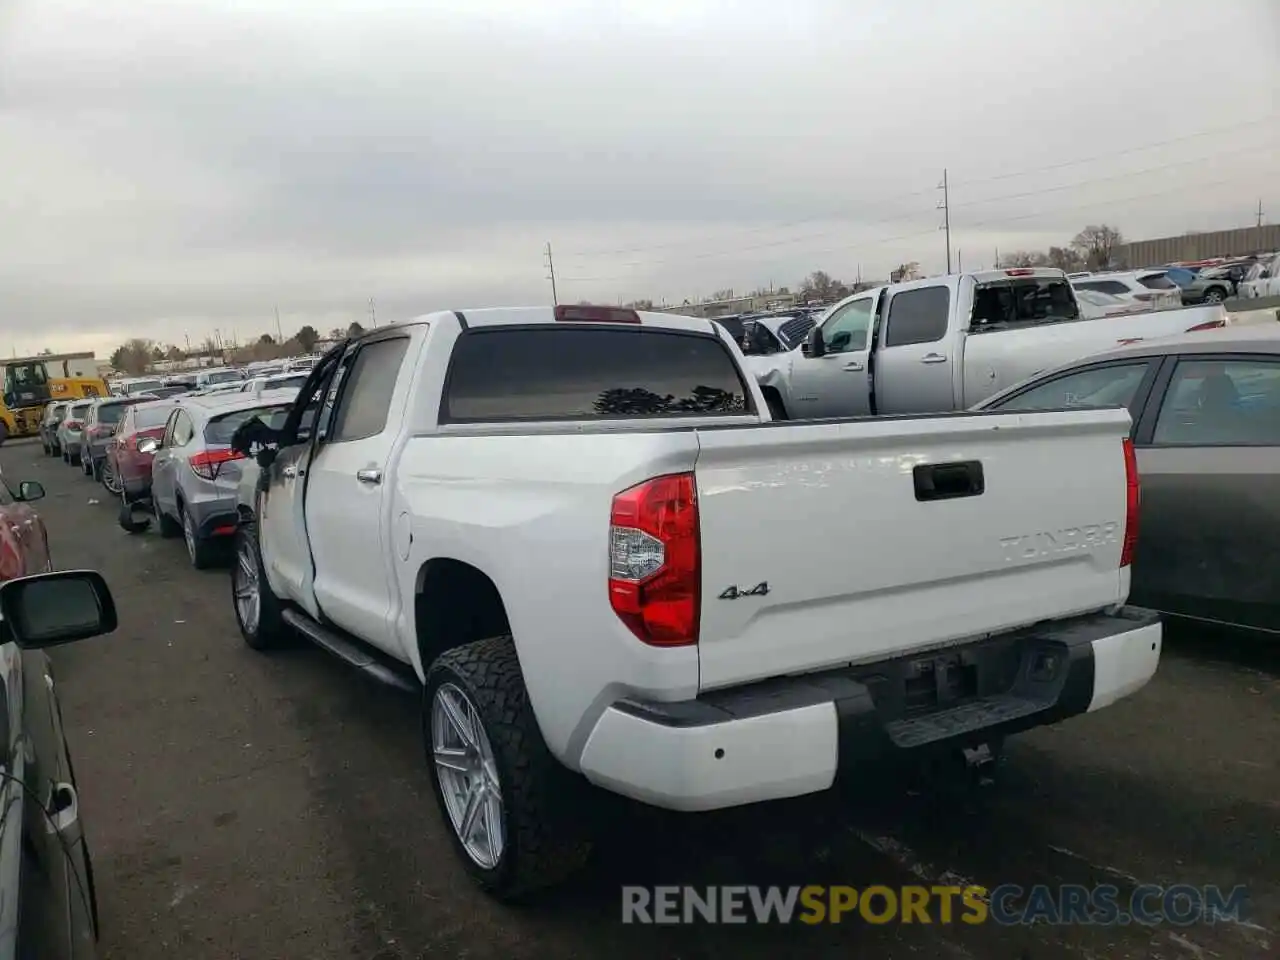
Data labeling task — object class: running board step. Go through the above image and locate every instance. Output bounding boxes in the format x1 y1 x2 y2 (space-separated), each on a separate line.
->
281 609 419 693
885 694 1055 749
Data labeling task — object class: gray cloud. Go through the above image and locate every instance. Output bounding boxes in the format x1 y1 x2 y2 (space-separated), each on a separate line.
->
2 0 1277 355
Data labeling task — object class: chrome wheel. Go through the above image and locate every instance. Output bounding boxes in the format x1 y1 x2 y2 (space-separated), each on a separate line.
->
431 683 505 869
233 535 260 633
1205 289 1225 303
101 458 123 495
183 510 197 564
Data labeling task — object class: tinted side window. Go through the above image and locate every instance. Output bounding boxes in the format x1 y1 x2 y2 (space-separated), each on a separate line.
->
329 337 411 442
993 363 1152 415
168 410 195 446
442 327 752 422
1078 280 1130 296
1152 358 1280 446
884 287 950 347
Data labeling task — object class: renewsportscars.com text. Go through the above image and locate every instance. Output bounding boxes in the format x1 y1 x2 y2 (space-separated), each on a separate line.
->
621 884 1249 926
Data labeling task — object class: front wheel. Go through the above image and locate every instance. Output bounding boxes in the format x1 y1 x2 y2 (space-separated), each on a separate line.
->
1204 288 1226 304
425 637 591 900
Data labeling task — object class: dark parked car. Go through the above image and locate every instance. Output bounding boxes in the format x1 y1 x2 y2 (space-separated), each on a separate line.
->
1176 262 1254 305
976 324 1280 634
79 397 156 483
0 567 118 959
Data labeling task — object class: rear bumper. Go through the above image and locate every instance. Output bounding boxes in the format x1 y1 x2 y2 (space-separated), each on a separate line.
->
193 506 240 540
578 607 1161 812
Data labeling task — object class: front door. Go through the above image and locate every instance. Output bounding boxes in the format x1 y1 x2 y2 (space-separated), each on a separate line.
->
305 333 415 650
1131 354 1280 631
784 296 875 418
259 442 318 613
873 282 956 414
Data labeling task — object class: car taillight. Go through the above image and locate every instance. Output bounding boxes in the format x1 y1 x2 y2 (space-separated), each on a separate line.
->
608 472 700 646
64 419 82 430
1121 438 1139 568
1185 319 1226 332
1132 292 1155 302
189 447 245 481
556 304 642 324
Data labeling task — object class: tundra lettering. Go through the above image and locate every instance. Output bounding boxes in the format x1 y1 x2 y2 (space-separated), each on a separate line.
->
1000 522 1120 562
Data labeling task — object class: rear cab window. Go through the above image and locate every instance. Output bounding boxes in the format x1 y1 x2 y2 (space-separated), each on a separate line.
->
1137 272 1177 290
441 326 753 422
971 276 1080 331
96 402 132 425
134 404 173 430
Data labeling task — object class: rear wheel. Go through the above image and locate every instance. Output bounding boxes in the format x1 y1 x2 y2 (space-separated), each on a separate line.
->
425 637 591 900
231 522 287 650
1204 287 1226 304
69 450 82 467
100 457 123 496
181 505 219 569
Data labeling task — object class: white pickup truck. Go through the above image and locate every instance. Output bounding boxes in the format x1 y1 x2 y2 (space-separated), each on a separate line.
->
753 268 1230 420
227 304 1161 899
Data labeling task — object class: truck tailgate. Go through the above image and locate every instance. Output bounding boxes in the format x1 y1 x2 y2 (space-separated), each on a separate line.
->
692 409 1133 692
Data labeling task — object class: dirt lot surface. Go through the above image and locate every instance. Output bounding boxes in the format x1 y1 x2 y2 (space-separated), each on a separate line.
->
8 438 1276 960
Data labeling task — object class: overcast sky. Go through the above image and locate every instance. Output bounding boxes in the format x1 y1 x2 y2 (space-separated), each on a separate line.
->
2 0 1277 357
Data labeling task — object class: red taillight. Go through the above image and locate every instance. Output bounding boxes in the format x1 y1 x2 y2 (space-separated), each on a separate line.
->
608 473 700 647
64 419 83 430
1004 268 1036 276
555 304 642 324
189 447 244 481
1121 438 1139 568
1185 319 1225 332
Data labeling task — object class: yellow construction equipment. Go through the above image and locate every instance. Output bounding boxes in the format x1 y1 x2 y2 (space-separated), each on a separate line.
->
0 354 109 444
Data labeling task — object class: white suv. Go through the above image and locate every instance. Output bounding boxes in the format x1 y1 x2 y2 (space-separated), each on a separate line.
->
1071 270 1182 310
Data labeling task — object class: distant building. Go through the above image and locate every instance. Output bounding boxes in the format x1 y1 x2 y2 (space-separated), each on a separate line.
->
1118 224 1280 267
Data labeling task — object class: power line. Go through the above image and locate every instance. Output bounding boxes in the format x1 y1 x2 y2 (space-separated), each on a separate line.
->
560 169 1256 287
563 113 1277 260
562 141 1274 274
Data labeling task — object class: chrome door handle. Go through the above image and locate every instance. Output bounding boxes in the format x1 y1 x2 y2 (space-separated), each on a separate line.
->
920 353 948 364
843 360 865 372
356 469 382 485
281 465 297 479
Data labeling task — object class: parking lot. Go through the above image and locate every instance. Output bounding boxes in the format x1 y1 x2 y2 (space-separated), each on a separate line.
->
7 436 1277 960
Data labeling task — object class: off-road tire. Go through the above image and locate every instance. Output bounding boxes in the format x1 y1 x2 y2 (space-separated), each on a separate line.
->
231 521 288 650
425 636 592 901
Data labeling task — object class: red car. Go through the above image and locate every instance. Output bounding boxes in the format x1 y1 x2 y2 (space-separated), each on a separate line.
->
103 399 175 503
0 472 50 580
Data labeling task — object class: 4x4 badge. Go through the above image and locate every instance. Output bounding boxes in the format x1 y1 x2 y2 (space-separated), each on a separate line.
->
718 582 769 600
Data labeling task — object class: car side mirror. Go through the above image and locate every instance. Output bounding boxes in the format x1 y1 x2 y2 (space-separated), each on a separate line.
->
16 480 44 503
0 571 117 650
806 326 827 358
136 436 160 454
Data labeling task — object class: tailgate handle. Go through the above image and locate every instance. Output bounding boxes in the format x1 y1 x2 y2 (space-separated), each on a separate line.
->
913 461 984 502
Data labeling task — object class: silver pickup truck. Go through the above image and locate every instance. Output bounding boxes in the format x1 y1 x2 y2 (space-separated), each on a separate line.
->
752 268 1231 419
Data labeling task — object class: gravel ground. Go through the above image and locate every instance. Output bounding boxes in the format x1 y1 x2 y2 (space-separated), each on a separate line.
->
7 437 1276 960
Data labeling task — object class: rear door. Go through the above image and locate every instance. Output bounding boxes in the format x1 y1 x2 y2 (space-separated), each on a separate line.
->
151 409 195 518
873 282 956 413
1130 353 1280 631
782 296 874 418
305 332 417 650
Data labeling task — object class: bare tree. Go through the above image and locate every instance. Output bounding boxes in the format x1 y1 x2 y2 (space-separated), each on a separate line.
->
889 262 921 283
800 271 843 301
1071 224 1124 271
108 338 157 375
1047 246 1086 272
997 251 1049 268
709 288 735 301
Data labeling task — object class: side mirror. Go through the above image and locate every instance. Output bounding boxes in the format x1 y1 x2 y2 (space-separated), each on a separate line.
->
136 436 160 454
0 571 117 650
16 480 44 503
806 325 827 358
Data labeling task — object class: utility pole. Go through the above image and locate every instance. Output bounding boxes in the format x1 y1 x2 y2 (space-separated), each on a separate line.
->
957 249 963 272
368 297 377 328
544 242 558 305
184 333 191 354
1258 199 1265 228
937 169 952 274
994 246 1000 269
274 305 283 343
